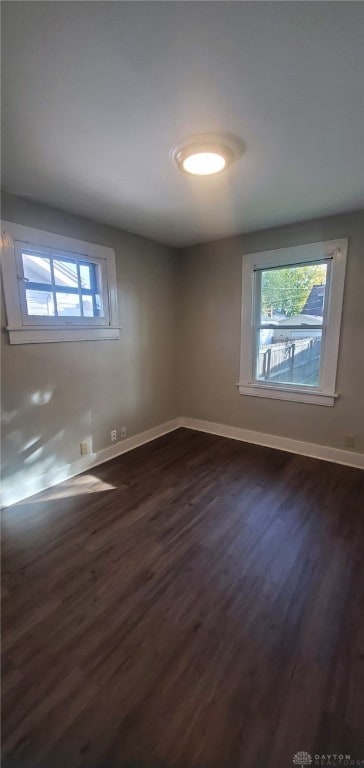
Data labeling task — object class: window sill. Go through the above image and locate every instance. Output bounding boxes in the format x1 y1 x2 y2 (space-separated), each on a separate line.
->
238 382 337 406
6 326 121 344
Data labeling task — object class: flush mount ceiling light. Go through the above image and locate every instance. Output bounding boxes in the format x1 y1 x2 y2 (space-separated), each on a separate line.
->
173 134 244 177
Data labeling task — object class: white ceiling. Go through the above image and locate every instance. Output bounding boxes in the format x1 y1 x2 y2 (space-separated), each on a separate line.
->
2 1 364 247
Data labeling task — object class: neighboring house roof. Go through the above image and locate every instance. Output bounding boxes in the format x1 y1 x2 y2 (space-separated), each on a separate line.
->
301 284 325 317
275 314 322 327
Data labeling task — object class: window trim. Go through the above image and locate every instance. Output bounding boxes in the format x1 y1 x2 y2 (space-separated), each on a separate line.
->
238 239 348 406
1 221 120 343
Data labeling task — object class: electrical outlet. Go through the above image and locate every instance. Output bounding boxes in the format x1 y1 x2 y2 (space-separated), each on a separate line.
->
120 426 127 439
345 434 356 449
80 441 88 456
111 429 117 442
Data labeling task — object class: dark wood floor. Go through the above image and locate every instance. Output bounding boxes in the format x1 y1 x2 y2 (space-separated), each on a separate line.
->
2 428 364 768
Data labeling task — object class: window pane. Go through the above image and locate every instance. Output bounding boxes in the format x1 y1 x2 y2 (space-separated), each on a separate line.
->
26 289 55 316
55 292 81 316
260 263 327 326
53 259 78 287
96 293 103 316
22 253 51 284
81 294 104 317
82 294 94 317
80 264 91 289
256 329 322 387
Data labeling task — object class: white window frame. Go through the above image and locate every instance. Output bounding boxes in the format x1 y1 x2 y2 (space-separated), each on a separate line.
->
238 239 348 406
1 221 120 344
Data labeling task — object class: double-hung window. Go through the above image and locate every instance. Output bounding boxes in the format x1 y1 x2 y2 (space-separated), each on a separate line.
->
1 222 120 343
239 239 348 406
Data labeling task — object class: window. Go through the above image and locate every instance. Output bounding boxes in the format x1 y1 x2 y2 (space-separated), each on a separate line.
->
239 239 348 406
17 245 107 324
1 222 120 343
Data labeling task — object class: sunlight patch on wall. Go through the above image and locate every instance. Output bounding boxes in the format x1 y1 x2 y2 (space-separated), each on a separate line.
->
22 436 42 452
30 389 53 406
23 446 44 465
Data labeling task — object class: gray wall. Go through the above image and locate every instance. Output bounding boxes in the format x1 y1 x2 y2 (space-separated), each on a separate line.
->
1 192 178 497
177 210 364 453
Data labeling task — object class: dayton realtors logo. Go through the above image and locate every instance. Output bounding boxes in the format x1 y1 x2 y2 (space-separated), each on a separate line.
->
293 753 313 767
293 755 364 767
292 752 312 768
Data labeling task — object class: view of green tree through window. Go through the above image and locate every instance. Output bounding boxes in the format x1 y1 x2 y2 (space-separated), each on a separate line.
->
256 262 328 387
260 263 327 318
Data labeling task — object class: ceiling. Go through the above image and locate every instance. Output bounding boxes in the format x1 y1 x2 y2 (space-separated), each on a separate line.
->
2 1 364 248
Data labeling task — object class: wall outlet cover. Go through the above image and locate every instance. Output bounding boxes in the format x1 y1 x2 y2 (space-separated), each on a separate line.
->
80 441 88 456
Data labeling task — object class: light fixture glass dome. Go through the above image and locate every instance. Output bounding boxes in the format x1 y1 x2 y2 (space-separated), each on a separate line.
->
173 134 244 177
182 151 226 176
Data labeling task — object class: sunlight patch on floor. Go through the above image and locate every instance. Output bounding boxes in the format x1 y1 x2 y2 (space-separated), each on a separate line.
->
36 473 117 500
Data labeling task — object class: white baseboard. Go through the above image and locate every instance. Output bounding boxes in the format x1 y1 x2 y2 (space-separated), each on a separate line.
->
3 415 363 507
179 417 364 470
1 419 180 508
